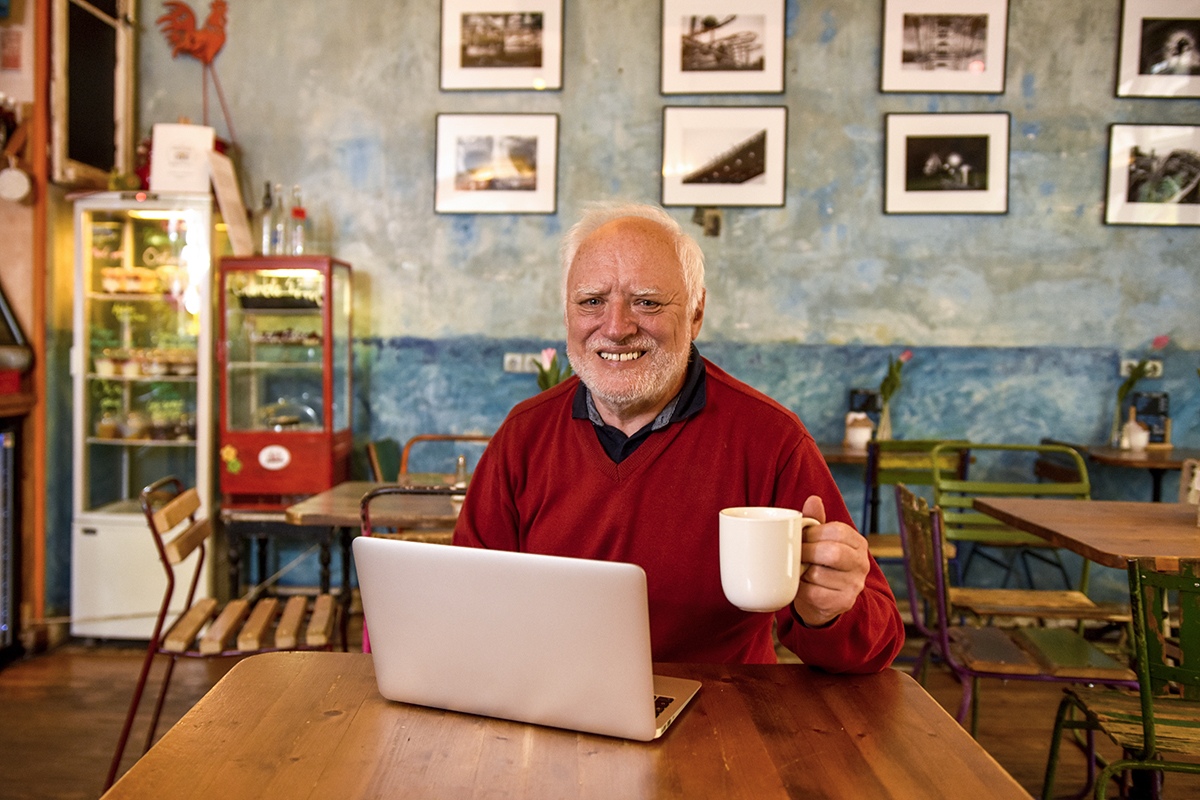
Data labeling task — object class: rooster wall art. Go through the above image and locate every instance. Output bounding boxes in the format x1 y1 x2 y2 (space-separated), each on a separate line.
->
156 0 237 143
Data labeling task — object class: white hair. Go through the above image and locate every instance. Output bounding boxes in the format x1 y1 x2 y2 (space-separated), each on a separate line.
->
559 201 706 317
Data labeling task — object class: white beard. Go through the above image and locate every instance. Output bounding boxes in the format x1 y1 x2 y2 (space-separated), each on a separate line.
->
568 337 691 417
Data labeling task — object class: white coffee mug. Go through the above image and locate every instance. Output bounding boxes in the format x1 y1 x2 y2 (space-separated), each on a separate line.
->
719 507 820 613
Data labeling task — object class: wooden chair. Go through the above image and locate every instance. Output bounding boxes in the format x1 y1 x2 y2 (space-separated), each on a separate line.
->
932 441 1093 591
104 477 339 791
399 432 491 477
860 439 970 562
1041 557 1200 799
894 484 1137 736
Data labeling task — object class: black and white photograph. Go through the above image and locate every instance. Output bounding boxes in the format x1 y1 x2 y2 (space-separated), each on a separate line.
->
661 1 784 94
885 113 1009 214
1117 0 1200 97
440 0 563 90
661 106 786 206
880 0 1008 93
435 114 558 213
1106 123 1200 225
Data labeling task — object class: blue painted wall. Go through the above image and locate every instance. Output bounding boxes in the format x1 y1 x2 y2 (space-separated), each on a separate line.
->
42 2 1200 614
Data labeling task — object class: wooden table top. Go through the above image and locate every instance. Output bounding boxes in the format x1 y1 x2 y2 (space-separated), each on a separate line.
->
817 441 870 465
973 497 1200 569
1086 445 1200 470
102 652 1026 800
284 479 460 528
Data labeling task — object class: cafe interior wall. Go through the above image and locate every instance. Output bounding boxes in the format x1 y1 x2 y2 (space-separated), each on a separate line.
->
42 0 1200 608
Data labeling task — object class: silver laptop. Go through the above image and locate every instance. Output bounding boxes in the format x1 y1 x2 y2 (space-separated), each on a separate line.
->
352 537 700 741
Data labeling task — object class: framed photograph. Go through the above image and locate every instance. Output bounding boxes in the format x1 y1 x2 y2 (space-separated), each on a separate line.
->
1116 0 1200 97
1105 123 1200 225
440 0 563 91
660 1 785 94
884 113 1009 214
880 0 1009 93
661 106 787 207
434 113 558 214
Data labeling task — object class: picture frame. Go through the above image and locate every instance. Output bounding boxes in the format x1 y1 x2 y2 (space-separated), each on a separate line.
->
661 106 787 207
439 0 563 91
1105 123 1200 226
884 112 1009 214
660 0 785 94
879 0 1009 94
434 113 558 214
1116 0 1200 98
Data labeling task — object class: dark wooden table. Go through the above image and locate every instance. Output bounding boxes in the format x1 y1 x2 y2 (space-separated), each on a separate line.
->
101 651 1028 799
818 441 870 465
1086 445 1200 502
973 497 1200 570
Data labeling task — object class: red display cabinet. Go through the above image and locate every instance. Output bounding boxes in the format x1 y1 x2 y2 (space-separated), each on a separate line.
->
217 256 353 507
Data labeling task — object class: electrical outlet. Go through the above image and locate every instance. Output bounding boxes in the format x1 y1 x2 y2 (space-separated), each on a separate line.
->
1119 359 1163 378
503 353 542 373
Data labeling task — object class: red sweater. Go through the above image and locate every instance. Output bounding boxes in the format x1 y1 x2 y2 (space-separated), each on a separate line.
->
454 358 904 672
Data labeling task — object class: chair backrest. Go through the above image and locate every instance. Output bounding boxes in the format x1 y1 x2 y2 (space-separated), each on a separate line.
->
861 439 970 533
894 483 953 648
1033 438 1086 484
399 433 491 476
138 476 212 632
932 441 1091 544
1128 557 1200 755
366 438 401 482
1180 458 1200 504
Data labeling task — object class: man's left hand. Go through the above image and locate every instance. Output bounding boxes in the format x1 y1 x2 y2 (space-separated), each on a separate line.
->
791 495 870 628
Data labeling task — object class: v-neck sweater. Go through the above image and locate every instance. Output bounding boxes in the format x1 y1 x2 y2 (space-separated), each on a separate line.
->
454 358 904 672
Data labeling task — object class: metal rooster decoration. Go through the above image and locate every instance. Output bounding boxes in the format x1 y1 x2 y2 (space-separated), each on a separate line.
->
156 0 236 143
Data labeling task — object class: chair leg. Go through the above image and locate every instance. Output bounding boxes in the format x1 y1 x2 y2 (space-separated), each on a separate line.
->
1042 693 1075 800
141 655 179 755
969 676 981 738
104 646 159 791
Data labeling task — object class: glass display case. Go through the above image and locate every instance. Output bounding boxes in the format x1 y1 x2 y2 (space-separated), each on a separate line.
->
71 191 225 639
218 256 352 507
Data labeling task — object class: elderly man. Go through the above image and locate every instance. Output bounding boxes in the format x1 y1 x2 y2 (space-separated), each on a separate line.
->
455 202 903 672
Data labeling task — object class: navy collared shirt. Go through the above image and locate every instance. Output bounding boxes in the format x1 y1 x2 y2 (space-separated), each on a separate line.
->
571 345 707 463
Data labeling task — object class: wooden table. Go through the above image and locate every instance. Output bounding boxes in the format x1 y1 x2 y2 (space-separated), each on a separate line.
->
818 441 870 465
101 651 1028 800
1086 446 1200 503
973 497 1200 570
285 480 461 644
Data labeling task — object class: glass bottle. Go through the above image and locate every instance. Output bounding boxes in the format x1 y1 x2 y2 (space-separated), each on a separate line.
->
289 184 307 255
271 182 287 255
258 181 273 255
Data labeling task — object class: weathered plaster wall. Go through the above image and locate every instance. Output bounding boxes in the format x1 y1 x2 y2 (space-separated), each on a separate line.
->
134 0 1198 349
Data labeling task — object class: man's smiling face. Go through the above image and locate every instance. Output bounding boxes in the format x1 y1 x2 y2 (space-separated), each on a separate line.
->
564 216 704 427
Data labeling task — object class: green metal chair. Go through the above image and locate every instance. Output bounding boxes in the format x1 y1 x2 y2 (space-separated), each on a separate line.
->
932 442 1093 591
860 439 970 563
365 437 401 482
1041 557 1200 799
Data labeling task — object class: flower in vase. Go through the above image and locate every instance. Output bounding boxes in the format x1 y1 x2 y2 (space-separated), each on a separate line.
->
878 349 913 406
535 347 573 391
1111 335 1168 445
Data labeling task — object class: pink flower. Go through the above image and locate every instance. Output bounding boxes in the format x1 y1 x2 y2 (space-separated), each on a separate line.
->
539 347 557 371
899 349 913 363
1152 335 1169 350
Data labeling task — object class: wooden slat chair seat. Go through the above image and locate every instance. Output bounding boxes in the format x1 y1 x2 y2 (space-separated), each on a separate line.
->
894 484 1137 736
104 477 339 792
949 587 1131 625
1042 557 1200 799
932 442 1094 591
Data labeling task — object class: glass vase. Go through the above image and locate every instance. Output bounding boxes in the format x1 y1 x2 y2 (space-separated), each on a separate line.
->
877 402 893 441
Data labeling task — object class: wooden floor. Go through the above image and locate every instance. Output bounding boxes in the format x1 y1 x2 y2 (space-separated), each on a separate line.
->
2 626 1199 799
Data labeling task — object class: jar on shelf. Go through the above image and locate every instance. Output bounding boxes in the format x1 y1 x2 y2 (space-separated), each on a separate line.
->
123 410 150 440
95 406 122 439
